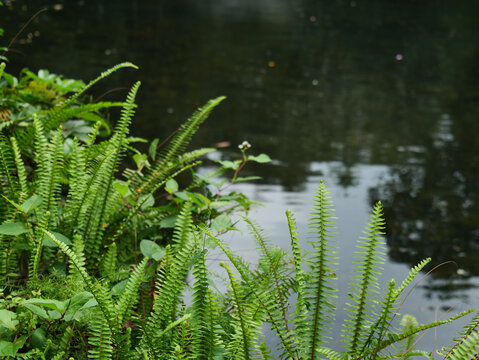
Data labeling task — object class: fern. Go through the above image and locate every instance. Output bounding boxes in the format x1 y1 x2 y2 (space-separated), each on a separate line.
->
81 81 140 266
138 202 196 357
44 230 115 334
200 225 298 359
137 96 226 194
44 101 125 133
64 62 138 107
114 257 148 328
0 135 19 217
364 309 474 357
221 261 254 360
443 310 479 359
101 242 118 281
28 210 50 281
88 302 114 360
11 137 29 197
304 180 338 357
286 209 309 356
33 118 64 222
446 331 479 360
190 249 216 359
343 201 386 355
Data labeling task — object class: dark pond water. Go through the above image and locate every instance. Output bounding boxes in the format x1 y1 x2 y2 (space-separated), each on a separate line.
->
3 0 479 354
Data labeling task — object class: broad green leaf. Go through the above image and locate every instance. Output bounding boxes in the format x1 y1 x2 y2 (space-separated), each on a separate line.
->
21 195 42 214
139 194 155 210
2 72 17 87
247 153 271 163
114 181 130 196
217 160 240 170
0 336 26 356
0 310 18 331
63 292 97 321
195 173 221 187
174 191 189 201
133 153 148 170
165 179 179 194
149 138 159 160
211 214 233 233
0 222 30 235
22 303 61 320
43 232 72 248
23 298 66 313
111 279 128 296
160 215 177 228
31 327 47 349
140 240 166 261
188 192 209 209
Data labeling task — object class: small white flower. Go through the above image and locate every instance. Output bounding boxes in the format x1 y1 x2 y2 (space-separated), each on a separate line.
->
240 140 251 150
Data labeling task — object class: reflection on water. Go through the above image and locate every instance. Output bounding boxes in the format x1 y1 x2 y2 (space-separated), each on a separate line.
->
4 0 479 351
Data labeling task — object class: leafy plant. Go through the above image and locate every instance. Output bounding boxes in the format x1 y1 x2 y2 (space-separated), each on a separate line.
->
0 59 477 359
0 60 269 358
201 181 479 360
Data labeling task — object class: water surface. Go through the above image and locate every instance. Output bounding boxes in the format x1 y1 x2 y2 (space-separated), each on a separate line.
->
3 0 479 354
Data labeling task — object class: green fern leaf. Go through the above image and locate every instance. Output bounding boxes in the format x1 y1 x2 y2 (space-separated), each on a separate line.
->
137 96 225 194
303 180 338 356
342 201 386 355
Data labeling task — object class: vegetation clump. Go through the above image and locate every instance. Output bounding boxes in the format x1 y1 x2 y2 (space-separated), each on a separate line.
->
0 56 478 358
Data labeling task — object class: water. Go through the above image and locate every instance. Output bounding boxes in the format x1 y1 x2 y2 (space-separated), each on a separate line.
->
3 0 479 355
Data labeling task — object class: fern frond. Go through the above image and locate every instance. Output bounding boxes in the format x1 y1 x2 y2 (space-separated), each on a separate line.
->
114 257 148 328
64 62 138 106
343 201 386 354
51 351 66 360
443 310 479 359
447 331 479 360
28 211 50 281
82 81 140 266
57 325 73 355
397 314 420 358
155 313 192 340
43 230 115 333
34 118 64 220
243 216 291 334
44 101 124 132
286 209 309 357
190 249 216 359
101 242 117 281
137 96 225 194
361 279 397 357
303 180 338 356
11 137 29 197
316 346 343 360
69 234 87 281
110 161 200 244
200 226 297 359
395 258 431 298
88 305 114 360
221 261 254 360
0 136 19 216
138 202 196 357
364 309 474 357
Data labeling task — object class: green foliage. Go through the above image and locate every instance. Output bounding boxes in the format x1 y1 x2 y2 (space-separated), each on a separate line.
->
201 181 477 360
0 60 476 359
